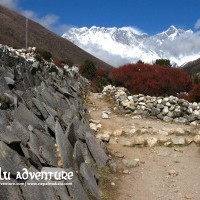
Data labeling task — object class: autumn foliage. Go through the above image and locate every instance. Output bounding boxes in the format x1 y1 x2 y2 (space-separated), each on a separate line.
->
109 63 192 96
184 84 200 102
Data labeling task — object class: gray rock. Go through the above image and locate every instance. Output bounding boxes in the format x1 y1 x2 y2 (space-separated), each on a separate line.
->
163 116 173 122
0 141 27 174
0 110 9 125
66 168 89 200
80 163 99 200
85 131 108 166
0 125 21 144
151 108 161 116
13 103 44 130
32 98 49 119
174 117 187 124
55 121 74 168
4 76 15 86
171 137 185 145
0 185 24 200
122 158 139 168
101 111 109 119
11 120 30 145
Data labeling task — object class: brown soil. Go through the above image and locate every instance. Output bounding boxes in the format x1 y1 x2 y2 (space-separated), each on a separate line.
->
86 92 200 200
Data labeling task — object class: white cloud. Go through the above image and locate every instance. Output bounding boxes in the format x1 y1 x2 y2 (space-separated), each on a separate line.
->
195 19 200 29
0 0 18 9
20 9 60 31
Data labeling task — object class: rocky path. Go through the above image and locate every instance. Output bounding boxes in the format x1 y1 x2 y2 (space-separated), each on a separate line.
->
86 92 200 200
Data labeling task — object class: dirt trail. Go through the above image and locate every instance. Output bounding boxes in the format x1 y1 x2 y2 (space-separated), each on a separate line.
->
86 92 200 200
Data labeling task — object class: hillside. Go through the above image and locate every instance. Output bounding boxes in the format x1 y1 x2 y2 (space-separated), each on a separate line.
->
0 5 112 68
182 57 200 74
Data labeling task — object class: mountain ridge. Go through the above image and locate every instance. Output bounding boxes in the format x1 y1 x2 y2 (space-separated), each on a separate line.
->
63 25 200 67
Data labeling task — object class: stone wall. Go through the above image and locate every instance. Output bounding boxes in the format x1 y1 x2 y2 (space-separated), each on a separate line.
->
103 85 200 125
0 45 108 200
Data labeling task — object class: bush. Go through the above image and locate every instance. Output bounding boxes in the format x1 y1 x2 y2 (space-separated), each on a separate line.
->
53 58 64 68
109 63 192 96
41 50 52 61
154 59 171 67
35 54 42 62
80 60 96 80
189 84 200 102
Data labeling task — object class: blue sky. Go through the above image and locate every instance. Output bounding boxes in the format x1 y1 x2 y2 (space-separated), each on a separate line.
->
1 0 200 35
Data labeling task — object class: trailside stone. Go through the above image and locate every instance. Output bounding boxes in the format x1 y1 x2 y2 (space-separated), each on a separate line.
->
174 117 187 124
185 137 193 144
101 111 109 119
113 129 123 136
175 128 186 135
193 135 200 144
133 136 146 145
158 130 169 136
96 133 110 142
147 137 158 147
171 137 185 145
122 158 139 168
163 116 173 122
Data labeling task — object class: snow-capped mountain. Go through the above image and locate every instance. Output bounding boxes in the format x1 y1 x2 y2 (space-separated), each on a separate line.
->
62 25 200 67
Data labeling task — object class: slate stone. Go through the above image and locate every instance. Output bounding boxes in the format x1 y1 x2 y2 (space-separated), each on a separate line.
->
151 108 161 116
0 110 9 125
22 180 62 200
54 84 74 98
20 144 42 169
80 163 99 200
0 76 9 92
41 88 58 110
57 98 70 116
74 141 85 168
0 127 21 144
0 141 27 174
4 76 15 86
32 98 49 119
13 103 44 130
28 132 46 164
11 120 30 145
29 129 57 166
66 122 77 148
66 168 89 200
55 121 74 168
85 131 108 166
42 103 58 118
0 185 24 200
46 116 56 133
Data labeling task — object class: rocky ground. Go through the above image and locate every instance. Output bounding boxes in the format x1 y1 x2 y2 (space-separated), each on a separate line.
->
86 92 200 200
0 45 108 200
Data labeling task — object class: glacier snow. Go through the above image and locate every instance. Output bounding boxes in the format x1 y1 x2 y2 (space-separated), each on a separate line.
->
62 25 200 67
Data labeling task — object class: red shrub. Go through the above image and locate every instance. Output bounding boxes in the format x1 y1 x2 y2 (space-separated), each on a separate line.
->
53 58 64 68
109 64 192 96
188 84 200 102
96 67 106 77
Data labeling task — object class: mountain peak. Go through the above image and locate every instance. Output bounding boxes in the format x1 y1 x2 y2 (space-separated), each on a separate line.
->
63 26 200 67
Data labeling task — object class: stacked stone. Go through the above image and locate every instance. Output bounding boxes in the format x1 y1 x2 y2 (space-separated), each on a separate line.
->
103 85 200 125
0 44 108 200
